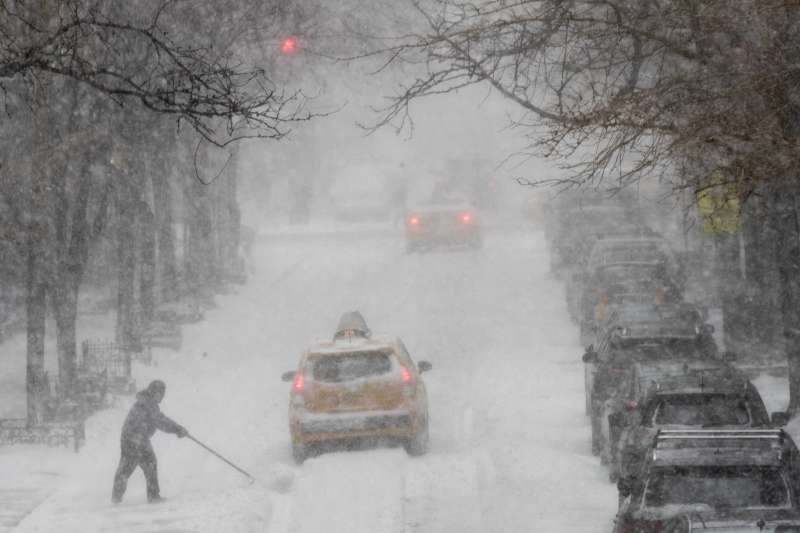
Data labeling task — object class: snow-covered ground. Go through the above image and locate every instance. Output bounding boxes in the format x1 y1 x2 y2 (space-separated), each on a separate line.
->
1 225 793 532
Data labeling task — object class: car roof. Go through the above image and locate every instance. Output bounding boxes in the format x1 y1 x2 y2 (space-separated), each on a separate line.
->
636 365 746 396
306 335 397 356
651 430 790 468
605 303 703 336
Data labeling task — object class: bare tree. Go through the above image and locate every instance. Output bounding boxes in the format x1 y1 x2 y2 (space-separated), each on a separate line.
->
366 0 800 407
0 0 323 423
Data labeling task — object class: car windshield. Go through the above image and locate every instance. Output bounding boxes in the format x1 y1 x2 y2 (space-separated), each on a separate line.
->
652 394 750 426
593 242 667 265
615 305 698 326
644 466 790 509
607 340 705 363
310 351 394 382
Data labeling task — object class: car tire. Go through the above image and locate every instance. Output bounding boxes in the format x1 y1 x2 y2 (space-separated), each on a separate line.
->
591 409 602 456
579 321 593 347
292 442 307 465
608 468 619 484
584 368 593 416
404 419 429 456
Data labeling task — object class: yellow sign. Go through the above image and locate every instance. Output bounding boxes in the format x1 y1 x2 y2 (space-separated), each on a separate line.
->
696 175 741 234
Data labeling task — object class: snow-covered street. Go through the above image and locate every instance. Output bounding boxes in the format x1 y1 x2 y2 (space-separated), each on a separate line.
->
3 225 622 532
5 223 792 533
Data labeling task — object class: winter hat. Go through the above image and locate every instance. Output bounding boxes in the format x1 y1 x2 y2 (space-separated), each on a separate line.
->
145 380 166 396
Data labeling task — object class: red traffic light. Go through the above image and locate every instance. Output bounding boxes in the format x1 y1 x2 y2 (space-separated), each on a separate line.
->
282 37 297 54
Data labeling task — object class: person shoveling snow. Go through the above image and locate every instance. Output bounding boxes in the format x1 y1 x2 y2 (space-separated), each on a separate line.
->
111 380 188 504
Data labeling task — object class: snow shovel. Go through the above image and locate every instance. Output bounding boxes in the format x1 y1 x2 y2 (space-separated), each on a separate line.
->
187 434 256 484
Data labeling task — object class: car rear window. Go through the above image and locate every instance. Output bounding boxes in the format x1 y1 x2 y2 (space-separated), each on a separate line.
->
310 351 394 383
645 466 789 508
653 394 750 426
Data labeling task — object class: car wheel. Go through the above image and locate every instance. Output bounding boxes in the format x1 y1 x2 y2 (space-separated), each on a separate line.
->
590 410 602 456
404 419 429 456
579 321 593 347
584 369 593 416
292 442 307 465
608 463 620 484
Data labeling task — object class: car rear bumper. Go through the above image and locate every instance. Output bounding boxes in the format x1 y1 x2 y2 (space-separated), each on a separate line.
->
291 409 417 444
406 227 481 246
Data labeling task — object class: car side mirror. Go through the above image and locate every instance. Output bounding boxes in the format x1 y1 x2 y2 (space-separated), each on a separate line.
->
772 411 790 427
281 371 296 382
417 361 432 373
582 351 599 363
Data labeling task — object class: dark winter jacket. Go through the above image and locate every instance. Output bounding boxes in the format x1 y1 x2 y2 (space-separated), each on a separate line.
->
121 388 183 446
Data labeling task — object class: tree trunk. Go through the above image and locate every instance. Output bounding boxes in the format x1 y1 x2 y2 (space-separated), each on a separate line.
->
772 186 800 414
25 243 48 425
152 166 178 302
185 179 214 296
139 206 156 323
116 197 140 351
52 279 79 398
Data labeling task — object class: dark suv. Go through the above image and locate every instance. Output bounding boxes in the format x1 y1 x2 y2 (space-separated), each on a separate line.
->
615 429 800 533
576 262 682 346
582 303 718 453
605 359 778 482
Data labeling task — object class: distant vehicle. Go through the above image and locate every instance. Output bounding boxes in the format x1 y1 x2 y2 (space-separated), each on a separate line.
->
582 303 718 453
548 203 643 275
329 166 393 222
586 235 680 279
604 359 776 482
566 232 681 324
575 262 682 346
281 311 432 463
404 196 482 252
614 429 800 533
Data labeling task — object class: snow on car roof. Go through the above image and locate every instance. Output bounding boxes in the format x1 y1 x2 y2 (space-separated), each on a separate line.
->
635 362 746 395
307 335 396 355
652 430 786 467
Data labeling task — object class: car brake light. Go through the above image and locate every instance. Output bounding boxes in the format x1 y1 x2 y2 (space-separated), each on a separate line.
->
401 366 412 382
625 401 638 411
408 215 420 226
293 372 304 392
460 212 472 224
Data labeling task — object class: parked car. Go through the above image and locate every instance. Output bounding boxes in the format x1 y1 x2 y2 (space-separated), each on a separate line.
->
582 302 719 453
550 204 643 276
583 301 720 414
576 262 682 346
604 358 775 481
281 311 432 463
615 429 800 533
566 232 680 324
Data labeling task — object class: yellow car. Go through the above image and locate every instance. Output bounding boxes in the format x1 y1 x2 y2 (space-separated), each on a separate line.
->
281 312 432 463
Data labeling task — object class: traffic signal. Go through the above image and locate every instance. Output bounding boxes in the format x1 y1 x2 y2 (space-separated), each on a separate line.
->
282 37 297 54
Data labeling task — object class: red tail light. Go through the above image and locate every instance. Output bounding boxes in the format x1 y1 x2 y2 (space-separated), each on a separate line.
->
401 366 412 382
460 212 472 224
293 372 304 392
407 215 420 226
625 401 638 411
